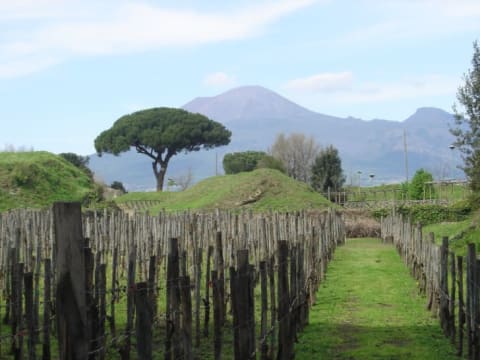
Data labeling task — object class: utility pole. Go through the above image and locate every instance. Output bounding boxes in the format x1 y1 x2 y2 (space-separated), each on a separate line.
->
403 129 409 183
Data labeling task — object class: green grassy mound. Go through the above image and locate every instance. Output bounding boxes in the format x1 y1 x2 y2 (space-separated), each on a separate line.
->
423 209 480 255
0 151 95 211
116 168 333 212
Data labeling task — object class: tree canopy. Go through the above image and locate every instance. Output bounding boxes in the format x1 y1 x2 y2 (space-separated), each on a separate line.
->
408 168 434 200
270 133 319 182
94 107 231 191
451 40 480 191
310 145 345 193
223 151 267 174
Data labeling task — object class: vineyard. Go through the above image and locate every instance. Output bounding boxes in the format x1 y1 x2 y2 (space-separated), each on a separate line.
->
382 213 479 359
0 203 345 359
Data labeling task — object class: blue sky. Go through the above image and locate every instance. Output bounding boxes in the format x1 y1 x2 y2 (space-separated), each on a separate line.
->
1 0 479 155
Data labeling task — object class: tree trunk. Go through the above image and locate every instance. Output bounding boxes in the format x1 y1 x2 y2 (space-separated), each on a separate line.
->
153 161 168 192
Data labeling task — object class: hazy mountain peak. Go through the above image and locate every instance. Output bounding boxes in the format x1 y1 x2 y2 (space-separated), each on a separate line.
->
182 85 315 122
404 107 452 128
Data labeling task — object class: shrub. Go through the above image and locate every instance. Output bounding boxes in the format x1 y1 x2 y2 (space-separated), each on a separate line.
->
409 169 434 200
372 203 472 225
256 155 286 173
223 151 267 174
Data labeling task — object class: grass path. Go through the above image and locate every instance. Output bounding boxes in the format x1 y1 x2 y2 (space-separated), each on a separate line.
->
296 238 460 360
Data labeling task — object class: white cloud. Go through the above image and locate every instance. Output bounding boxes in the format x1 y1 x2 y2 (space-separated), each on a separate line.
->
204 72 236 87
283 72 352 93
0 56 60 78
284 72 459 104
342 0 480 46
0 0 317 78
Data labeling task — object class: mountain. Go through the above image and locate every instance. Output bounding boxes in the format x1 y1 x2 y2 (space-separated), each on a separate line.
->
88 86 462 190
183 85 317 122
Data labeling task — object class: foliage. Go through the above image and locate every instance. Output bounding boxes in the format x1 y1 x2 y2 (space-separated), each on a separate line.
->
408 169 434 200
110 181 127 193
0 151 95 211
372 203 471 225
59 152 93 178
450 40 480 191
94 107 231 191
270 133 319 182
310 145 345 193
115 168 333 213
255 154 286 173
467 191 480 210
223 151 267 174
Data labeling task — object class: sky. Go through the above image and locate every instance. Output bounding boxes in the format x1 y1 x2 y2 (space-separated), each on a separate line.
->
0 0 479 155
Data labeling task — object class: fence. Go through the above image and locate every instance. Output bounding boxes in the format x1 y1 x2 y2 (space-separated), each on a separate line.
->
0 203 345 359
381 213 477 359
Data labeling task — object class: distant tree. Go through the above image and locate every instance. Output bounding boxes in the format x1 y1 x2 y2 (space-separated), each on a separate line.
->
408 168 434 200
270 133 319 182
172 168 194 191
110 180 127 193
310 145 345 192
223 151 267 174
450 40 480 191
94 107 231 191
256 154 286 173
59 152 93 178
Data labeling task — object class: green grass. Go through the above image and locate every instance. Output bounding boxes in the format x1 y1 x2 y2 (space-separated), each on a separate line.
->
0 151 95 211
422 210 480 256
296 238 459 360
116 168 333 213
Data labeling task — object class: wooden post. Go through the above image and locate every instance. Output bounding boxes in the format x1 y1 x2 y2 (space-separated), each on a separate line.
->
24 272 35 360
180 276 193 360
457 256 465 357
215 232 225 326
84 245 96 359
449 252 456 344
43 259 52 360
203 245 213 337
148 255 157 316
53 202 87 360
98 263 107 360
466 243 476 359
260 261 268 360
33 242 41 346
135 282 152 360
230 266 239 359
232 249 254 360
194 248 202 348
122 243 136 360
165 238 180 360
268 255 276 359
110 246 118 338
277 240 292 360
439 237 450 337
212 270 222 360
290 246 297 340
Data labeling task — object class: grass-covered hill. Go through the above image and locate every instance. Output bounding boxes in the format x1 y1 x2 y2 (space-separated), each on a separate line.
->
0 151 96 212
116 168 333 213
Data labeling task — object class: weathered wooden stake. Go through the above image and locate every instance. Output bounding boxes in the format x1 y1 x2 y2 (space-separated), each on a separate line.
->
53 202 87 360
135 282 152 360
